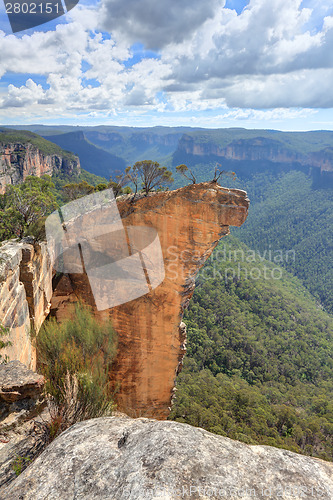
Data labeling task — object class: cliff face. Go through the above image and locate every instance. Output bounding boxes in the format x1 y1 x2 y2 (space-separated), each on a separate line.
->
0 183 248 417
0 143 80 194
50 183 249 418
85 130 183 149
177 135 333 180
0 241 52 369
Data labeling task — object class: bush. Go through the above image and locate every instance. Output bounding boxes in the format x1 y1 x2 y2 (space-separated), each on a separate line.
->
0 324 11 364
37 304 117 439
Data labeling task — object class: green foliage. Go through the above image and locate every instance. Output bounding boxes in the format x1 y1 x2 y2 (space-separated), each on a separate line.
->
235 171 333 314
126 160 174 195
0 323 11 364
182 128 333 154
51 168 107 194
170 235 333 461
79 169 108 187
62 180 95 202
0 176 58 241
37 304 117 408
11 454 31 476
37 304 117 439
0 129 76 160
51 169 109 205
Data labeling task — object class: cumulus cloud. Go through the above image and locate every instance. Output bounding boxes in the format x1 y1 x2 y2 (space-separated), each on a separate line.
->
1 0 333 120
99 0 223 50
217 69 333 108
160 0 333 108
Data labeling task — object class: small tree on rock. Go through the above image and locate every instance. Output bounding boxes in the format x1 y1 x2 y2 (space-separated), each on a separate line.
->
126 161 174 196
108 172 132 197
176 164 197 184
212 163 236 183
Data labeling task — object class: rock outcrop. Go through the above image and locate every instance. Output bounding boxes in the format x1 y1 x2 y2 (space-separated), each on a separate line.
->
0 240 52 369
2 416 332 499
0 361 47 488
0 142 80 194
0 183 248 418
0 360 44 405
50 182 249 418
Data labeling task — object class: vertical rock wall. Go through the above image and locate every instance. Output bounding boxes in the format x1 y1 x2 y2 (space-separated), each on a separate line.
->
0 143 80 194
0 241 52 370
0 183 249 418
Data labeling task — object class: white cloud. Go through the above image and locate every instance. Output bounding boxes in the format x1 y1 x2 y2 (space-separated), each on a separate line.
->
0 0 333 121
99 0 223 50
220 69 333 108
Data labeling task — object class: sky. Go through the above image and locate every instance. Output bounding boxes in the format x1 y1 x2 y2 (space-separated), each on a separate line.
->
0 0 333 130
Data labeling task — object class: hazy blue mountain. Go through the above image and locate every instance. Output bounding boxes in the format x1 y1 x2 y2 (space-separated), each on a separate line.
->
45 131 126 179
8 125 333 188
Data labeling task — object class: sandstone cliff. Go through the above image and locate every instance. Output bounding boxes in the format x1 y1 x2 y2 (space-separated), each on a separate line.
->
50 182 249 418
176 135 333 184
0 241 52 369
0 141 80 194
2 416 332 499
0 183 248 418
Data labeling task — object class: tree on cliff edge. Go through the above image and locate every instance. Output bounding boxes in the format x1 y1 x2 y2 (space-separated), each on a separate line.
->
176 164 197 184
125 160 174 196
212 163 236 183
0 175 57 241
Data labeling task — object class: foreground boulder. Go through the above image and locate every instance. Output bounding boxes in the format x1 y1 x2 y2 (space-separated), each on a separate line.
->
0 361 47 487
1 417 332 499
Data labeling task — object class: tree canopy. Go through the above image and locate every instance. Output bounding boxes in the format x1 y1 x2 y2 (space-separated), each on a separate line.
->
170 235 333 461
0 176 58 241
125 160 174 195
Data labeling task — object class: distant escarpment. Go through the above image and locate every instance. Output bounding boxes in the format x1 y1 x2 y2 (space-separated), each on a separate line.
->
0 133 80 194
174 135 333 186
44 131 125 179
50 182 249 418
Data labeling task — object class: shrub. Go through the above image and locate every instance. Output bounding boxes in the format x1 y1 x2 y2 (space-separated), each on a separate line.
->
0 324 11 364
37 304 117 439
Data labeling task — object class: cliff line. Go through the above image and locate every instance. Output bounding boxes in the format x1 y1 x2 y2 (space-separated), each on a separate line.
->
0 141 80 194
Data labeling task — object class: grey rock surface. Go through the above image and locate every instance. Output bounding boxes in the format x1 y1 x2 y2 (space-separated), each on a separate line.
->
1 416 332 499
0 361 44 403
0 361 47 488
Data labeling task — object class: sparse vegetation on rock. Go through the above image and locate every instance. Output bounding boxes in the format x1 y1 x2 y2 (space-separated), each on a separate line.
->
37 304 117 440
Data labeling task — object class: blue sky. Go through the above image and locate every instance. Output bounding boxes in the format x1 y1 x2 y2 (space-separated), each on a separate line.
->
1 0 333 130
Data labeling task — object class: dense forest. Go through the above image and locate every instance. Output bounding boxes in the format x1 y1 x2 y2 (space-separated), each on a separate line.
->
234 171 333 315
170 235 333 461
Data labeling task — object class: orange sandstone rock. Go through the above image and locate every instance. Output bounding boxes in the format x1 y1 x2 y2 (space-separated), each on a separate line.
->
0 143 80 194
51 182 249 418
